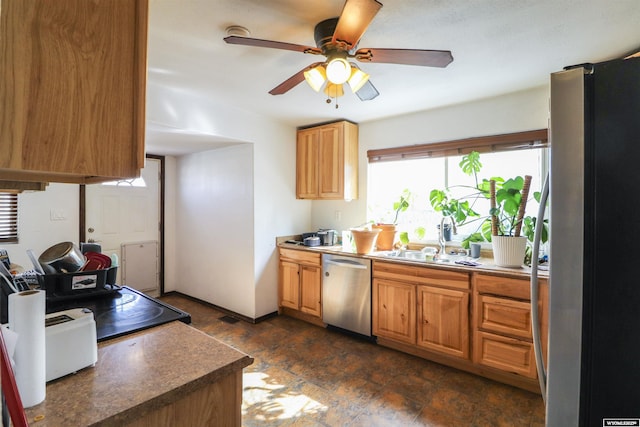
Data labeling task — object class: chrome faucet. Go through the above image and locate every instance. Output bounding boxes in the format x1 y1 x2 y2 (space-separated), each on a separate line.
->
438 217 447 257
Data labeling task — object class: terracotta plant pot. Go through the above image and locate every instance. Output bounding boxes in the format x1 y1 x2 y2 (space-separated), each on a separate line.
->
350 228 381 254
372 223 397 251
491 235 527 267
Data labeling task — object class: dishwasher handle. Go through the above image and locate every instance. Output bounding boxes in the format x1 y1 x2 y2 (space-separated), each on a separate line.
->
324 259 368 270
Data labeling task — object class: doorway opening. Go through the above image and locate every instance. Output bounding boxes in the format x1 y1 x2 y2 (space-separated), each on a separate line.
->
79 155 165 295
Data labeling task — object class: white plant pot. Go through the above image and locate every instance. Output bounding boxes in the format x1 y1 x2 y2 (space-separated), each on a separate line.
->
491 236 527 268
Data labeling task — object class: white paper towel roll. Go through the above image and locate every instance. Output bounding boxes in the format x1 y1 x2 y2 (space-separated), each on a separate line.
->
8 289 46 407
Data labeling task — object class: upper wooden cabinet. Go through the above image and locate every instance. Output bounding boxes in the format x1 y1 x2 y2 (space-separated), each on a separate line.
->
0 0 148 184
296 121 358 200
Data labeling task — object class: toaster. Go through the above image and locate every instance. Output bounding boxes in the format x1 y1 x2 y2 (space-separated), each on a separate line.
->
46 308 98 382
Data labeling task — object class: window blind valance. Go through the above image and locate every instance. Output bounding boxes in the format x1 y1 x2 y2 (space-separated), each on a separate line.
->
367 129 548 163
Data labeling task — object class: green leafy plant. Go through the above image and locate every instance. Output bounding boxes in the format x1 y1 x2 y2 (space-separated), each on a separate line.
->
429 152 483 241
391 189 411 224
428 151 549 264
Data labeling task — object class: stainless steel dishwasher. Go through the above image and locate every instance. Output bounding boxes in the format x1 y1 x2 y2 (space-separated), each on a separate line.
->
322 254 372 337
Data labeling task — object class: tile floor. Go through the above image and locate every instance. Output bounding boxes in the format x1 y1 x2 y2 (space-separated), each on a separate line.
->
160 294 545 427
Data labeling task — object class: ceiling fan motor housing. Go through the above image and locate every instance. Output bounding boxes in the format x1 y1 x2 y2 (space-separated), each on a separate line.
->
314 18 339 51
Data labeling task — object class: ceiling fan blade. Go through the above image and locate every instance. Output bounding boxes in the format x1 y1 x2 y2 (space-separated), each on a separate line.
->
356 48 454 68
355 79 379 101
224 35 321 55
269 62 324 95
332 0 382 49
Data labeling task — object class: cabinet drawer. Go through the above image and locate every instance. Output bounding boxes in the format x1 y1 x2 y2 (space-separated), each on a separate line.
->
279 248 321 265
373 261 469 290
475 274 531 300
476 294 532 339
473 331 537 379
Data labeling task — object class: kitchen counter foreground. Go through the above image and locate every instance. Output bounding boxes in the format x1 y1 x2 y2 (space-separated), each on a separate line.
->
25 321 253 427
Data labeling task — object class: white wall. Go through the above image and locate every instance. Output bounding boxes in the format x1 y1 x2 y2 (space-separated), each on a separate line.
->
4 184 79 269
310 85 550 232
175 144 255 315
150 83 310 318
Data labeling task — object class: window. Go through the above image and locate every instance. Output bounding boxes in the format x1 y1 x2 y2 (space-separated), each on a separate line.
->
366 130 548 243
0 192 18 243
101 177 147 187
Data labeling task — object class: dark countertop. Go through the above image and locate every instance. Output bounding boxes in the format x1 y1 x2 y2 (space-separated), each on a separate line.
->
24 321 253 426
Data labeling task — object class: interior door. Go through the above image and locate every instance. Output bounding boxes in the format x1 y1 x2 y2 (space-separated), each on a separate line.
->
84 158 161 294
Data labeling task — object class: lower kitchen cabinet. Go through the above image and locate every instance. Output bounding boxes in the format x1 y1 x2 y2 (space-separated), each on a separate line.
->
472 273 548 381
278 248 322 319
417 285 469 359
372 261 470 360
280 260 301 310
299 264 322 316
372 278 416 344
277 245 549 393
474 330 537 378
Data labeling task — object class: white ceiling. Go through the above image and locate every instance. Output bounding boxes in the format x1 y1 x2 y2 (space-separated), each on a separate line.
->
145 0 640 155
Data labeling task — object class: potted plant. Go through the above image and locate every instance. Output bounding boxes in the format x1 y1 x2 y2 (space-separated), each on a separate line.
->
429 151 483 243
485 175 532 267
429 151 549 266
373 189 411 250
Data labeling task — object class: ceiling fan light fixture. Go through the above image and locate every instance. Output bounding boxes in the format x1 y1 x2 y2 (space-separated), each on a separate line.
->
326 57 351 84
225 25 251 37
324 82 344 98
304 64 327 92
347 67 369 93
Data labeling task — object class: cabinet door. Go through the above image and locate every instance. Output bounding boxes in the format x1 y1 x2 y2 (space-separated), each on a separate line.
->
299 265 322 317
317 123 343 198
0 0 147 183
296 129 319 199
373 278 416 344
417 286 469 359
279 260 300 310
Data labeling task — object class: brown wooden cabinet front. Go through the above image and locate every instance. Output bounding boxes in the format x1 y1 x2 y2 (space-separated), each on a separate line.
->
295 129 319 199
473 273 548 379
299 265 322 317
278 248 322 319
0 0 148 184
279 260 300 310
417 285 469 359
373 278 416 344
373 261 470 359
296 121 358 200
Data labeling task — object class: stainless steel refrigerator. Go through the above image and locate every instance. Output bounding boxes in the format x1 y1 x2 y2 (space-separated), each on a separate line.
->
535 57 640 426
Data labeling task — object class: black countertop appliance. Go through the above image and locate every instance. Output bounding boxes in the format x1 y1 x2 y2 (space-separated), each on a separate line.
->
45 286 191 341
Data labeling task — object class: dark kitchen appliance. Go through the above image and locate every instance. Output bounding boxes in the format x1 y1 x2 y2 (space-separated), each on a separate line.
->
317 229 338 246
530 57 640 425
45 286 191 341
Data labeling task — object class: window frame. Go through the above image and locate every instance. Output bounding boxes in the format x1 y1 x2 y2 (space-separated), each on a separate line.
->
365 129 549 244
367 129 548 163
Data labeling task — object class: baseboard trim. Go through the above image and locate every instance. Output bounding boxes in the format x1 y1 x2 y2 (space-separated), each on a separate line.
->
163 291 278 324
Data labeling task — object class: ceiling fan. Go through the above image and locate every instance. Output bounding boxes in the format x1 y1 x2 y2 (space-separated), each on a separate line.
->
223 0 453 103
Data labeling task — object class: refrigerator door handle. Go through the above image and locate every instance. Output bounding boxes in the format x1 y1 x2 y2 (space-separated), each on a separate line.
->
531 172 549 402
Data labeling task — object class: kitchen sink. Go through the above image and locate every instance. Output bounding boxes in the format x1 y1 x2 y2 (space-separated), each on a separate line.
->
378 249 472 264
